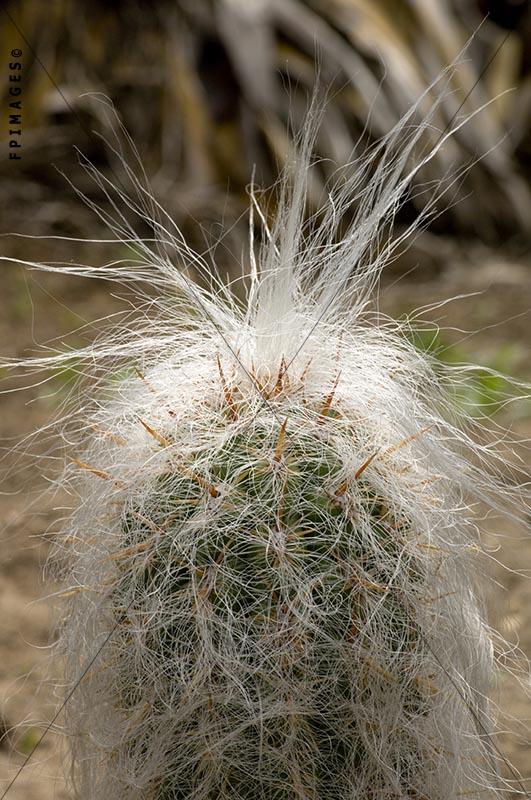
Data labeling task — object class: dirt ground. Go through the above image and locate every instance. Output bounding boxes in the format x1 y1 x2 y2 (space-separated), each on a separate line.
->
0 240 529 799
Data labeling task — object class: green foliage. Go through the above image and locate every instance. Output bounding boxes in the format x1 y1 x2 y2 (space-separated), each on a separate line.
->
17 726 39 756
410 329 530 419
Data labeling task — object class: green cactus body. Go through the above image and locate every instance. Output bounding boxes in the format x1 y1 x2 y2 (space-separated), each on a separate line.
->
108 402 433 799
30 88 514 800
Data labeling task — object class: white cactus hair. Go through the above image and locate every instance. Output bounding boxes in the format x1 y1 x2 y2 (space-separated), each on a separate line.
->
2 68 530 799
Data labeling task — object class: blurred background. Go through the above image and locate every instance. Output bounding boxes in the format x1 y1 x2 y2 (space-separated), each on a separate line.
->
0 1 530 798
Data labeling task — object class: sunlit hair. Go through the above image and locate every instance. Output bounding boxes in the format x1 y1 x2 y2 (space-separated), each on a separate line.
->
1 73 529 800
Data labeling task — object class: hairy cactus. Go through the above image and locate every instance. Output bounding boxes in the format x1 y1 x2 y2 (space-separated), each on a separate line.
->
64 341 497 800
2 86 527 799
110 407 435 798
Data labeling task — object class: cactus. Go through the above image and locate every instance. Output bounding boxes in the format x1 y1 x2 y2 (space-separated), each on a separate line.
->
110 408 431 799
64 340 499 800
2 87 527 799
